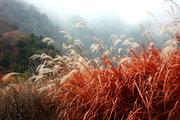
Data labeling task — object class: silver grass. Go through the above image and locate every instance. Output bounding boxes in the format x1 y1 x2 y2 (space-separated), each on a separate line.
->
29 54 41 60
94 57 100 65
103 50 111 56
30 53 53 60
118 57 132 66
46 60 56 66
59 31 68 34
161 39 178 60
74 39 84 45
118 48 123 54
63 56 71 63
29 75 45 83
53 65 63 71
164 39 178 47
74 42 82 49
63 43 68 50
37 83 55 94
110 46 116 52
2 72 20 81
60 69 78 84
120 34 127 39
41 37 53 43
36 62 46 73
122 38 139 48
47 40 55 45
114 39 122 46
131 42 140 48
75 22 89 31
122 39 132 46
68 44 75 49
112 57 117 61
60 31 73 40
40 53 53 60
109 34 119 41
42 37 55 45
91 43 100 53
69 49 78 56
149 42 154 48
159 25 174 35
38 68 54 75
67 62 76 69
4 83 18 91
172 25 180 34
79 56 85 63
54 55 63 61
161 44 176 61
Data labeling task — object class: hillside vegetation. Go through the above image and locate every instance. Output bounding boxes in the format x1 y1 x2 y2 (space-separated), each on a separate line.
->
0 0 63 41
0 0 61 74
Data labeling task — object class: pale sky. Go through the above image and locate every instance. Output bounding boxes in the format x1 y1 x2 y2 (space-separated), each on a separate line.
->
24 0 168 23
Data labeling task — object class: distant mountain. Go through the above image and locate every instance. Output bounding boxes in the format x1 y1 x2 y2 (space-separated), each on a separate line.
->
0 0 63 43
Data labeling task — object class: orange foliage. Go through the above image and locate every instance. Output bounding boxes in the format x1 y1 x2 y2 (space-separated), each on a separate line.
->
52 44 180 120
2 30 20 38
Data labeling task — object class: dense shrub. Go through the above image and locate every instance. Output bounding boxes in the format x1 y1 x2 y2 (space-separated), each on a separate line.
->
0 82 57 120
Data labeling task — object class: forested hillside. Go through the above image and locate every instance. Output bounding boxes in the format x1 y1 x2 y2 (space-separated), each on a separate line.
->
0 31 58 74
0 0 61 74
0 0 63 42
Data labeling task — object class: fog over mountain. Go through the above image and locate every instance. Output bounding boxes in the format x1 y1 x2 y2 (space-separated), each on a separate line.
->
20 0 179 46
23 1 170 27
1 0 176 73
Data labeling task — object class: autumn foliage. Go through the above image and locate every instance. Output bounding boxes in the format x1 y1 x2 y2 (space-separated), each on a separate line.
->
50 42 179 120
1 1 180 120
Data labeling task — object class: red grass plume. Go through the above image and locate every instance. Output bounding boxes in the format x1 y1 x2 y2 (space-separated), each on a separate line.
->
51 43 180 120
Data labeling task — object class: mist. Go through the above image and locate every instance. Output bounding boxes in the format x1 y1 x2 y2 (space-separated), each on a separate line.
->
21 0 178 47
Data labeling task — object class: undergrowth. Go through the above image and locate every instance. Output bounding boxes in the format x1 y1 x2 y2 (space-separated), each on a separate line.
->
0 82 57 120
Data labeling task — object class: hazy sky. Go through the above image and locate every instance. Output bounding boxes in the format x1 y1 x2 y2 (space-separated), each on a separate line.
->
23 0 169 24
21 0 179 46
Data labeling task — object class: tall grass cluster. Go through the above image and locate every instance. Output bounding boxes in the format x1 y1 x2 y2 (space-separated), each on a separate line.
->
1 0 180 120
51 43 179 119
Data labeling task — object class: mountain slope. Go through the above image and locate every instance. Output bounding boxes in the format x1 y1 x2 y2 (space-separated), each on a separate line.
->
0 0 63 42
